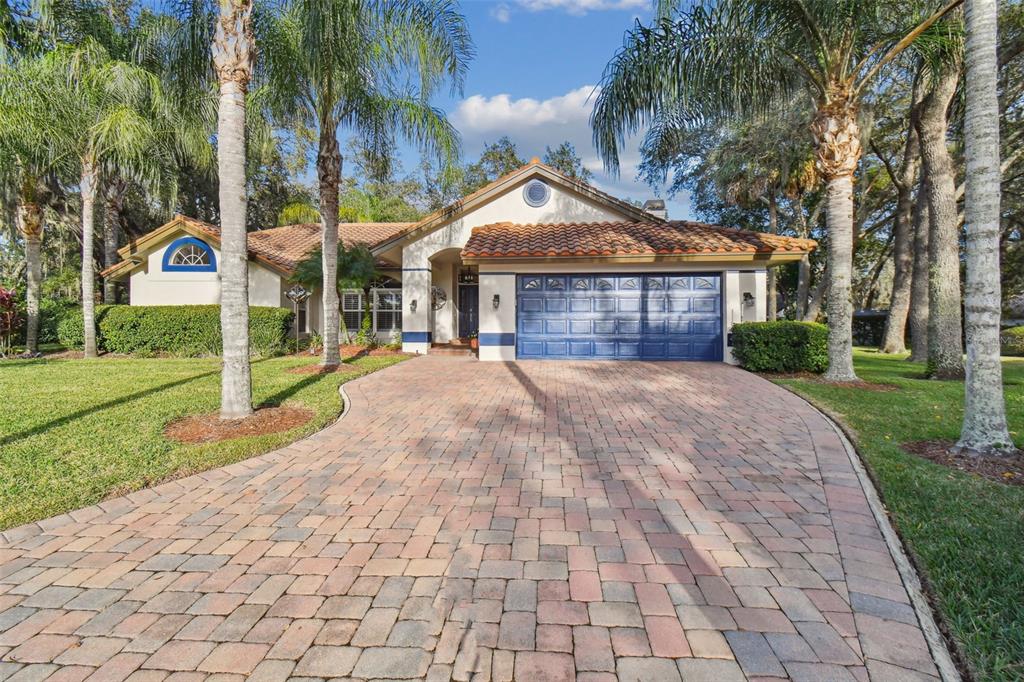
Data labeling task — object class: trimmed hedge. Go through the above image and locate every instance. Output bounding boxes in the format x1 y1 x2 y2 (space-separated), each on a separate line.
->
57 305 293 357
1002 326 1024 356
731 320 829 373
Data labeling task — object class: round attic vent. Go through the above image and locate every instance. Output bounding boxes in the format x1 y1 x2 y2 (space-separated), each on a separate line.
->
523 179 550 207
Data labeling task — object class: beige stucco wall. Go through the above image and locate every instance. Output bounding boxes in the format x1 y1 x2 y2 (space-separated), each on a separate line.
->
127 235 282 309
401 175 634 353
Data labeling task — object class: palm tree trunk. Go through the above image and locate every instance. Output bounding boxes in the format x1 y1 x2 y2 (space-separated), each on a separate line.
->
767 194 777 321
318 125 342 367
792 197 811 320
880 124 921 353
803 265 826 322
957 0 1015 454
16 198 43 355
811 100 861 382
81 159 99 359
908 183 930 362
103 180 124 304
213 0 254 419
916 61 965 379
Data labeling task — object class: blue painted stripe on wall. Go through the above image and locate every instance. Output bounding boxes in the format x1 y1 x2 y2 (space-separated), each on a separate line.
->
479 333 515 346
401 267 432 272
404 331 433 343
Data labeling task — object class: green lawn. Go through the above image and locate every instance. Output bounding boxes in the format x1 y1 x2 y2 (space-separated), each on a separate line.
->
0 352 408 531
774 350 1024 682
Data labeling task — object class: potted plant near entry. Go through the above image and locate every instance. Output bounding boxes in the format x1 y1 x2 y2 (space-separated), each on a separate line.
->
468 331 479 350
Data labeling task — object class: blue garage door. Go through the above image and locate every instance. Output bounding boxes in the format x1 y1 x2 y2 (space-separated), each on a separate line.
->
516 274 722 360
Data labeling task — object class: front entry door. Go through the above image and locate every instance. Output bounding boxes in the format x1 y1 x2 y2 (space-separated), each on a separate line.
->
458 285 479 338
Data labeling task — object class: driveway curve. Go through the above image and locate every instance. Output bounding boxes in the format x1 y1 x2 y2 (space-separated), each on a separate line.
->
0 356 944 681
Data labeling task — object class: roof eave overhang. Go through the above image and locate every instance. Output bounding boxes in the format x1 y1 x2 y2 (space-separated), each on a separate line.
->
370 164 660 257
105 215 295 281
461 252 809 266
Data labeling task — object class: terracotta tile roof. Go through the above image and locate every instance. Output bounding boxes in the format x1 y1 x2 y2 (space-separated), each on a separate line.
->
102 216 411 279
461 221 817 259
246 222 412 273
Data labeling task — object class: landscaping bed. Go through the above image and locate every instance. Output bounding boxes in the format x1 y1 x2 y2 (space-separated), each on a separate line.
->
772 350 1024 682
0 352 408 530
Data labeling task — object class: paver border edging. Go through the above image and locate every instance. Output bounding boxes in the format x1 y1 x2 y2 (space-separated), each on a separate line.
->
777 386 965 682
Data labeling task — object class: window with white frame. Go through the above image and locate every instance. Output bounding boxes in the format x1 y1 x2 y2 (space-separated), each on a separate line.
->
341 290 364 335
339 288 403 338
373 289 402 335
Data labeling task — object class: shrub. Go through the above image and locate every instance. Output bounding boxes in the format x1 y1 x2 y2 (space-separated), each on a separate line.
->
731 320 829 373
56 305 292 357
1001 326 1024 356
40 300 79 344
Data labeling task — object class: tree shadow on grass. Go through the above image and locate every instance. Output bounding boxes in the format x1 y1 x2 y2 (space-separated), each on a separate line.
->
257 369 334 408
0 357 279 448
0 368 222 447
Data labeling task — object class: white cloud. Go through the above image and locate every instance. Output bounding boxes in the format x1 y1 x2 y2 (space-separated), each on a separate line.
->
516 0 649 15
451 86 690 217
490 3 511 22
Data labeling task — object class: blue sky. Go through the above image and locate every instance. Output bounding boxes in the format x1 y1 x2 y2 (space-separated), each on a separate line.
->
398 0 692 219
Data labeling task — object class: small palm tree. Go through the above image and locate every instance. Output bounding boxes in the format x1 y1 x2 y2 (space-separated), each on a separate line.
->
592 0 963 381
957 0 1016 455
258 0 471 367
291 243 379 344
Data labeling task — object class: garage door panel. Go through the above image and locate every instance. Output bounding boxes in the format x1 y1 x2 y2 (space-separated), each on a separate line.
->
693 298 718 313
570 319 591 334
521 297 544 313
544 340 568 356
521 319 543 334
569 341 592 356
516 273 722 360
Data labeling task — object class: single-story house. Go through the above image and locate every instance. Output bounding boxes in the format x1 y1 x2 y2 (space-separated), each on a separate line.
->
103 158 816 362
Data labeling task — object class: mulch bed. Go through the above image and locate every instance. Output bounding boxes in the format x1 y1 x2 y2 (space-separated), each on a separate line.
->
164 406 314 444
286 363 358 375
903 439 1024 486
340 344 408 359
290 345 409 361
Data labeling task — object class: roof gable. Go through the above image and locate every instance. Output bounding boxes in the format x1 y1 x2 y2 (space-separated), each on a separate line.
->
102 215 412 280
371 159 660 255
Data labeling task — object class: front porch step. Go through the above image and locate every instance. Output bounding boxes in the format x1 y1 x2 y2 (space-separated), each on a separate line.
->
429 342 477 357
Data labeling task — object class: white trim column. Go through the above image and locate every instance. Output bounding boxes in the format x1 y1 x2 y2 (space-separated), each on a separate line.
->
724 269 741 364
479 270 517 361
401 263 432 354
753 269 768 321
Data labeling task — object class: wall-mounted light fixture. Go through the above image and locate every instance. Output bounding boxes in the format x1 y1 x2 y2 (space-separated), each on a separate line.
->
742 292 755 307
492 294 500 309
410 299 417 313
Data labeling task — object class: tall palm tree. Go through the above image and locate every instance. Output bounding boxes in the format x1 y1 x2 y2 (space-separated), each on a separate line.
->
258 0 471 367
957 0 1015 455
879 74 924 354
41 41 172 359
916 55 965 379
592 0 963 381
0 57 68 355
212 0 255 419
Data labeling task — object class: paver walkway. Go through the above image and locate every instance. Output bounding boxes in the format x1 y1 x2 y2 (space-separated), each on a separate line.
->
0 357 944 681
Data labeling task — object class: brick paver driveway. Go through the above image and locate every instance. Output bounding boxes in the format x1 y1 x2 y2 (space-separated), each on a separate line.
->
0 357 944 681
